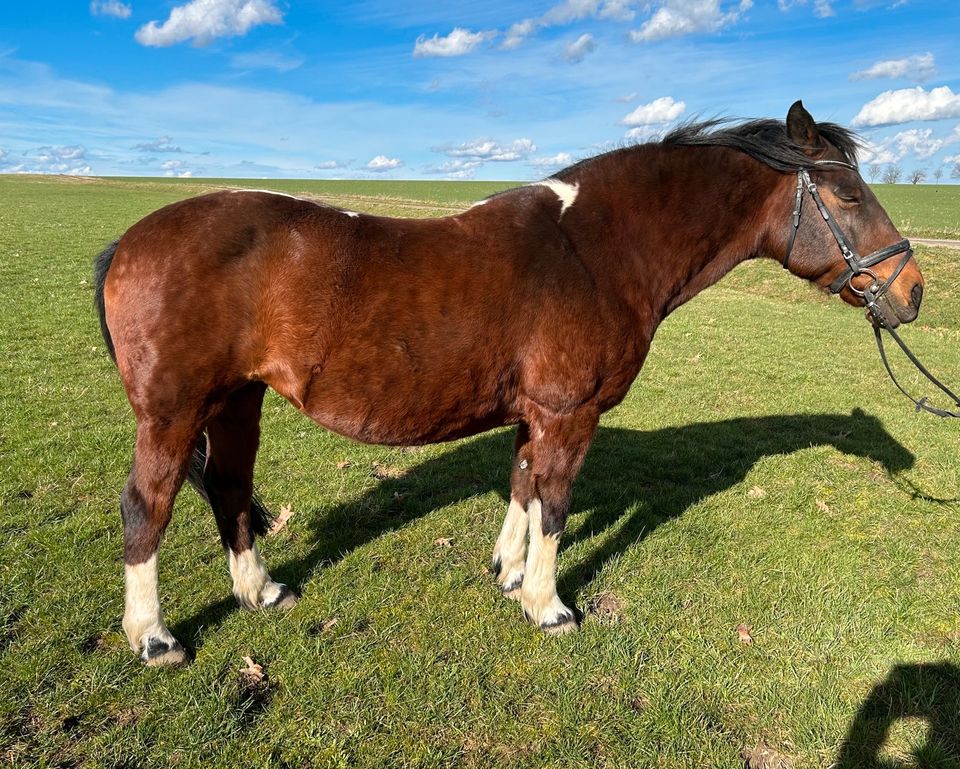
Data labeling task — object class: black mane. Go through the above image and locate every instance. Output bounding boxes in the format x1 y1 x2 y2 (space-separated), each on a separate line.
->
661 118 861 172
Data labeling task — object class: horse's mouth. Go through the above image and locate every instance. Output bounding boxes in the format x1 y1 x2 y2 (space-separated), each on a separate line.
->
870 293 919 329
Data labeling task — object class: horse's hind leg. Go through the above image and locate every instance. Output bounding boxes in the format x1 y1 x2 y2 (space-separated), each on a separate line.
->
203 382 296 611
492 423 533 599
121 416 199 666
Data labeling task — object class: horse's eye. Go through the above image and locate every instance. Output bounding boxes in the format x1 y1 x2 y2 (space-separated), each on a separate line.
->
835 189 861 206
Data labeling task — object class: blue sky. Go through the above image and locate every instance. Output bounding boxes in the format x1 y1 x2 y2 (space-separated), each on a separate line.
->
1 0 958 180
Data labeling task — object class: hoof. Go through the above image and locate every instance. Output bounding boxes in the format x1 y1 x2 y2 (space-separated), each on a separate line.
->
142 637 188 667
500 577 523 601
540 613 578 635
523 601 579 635
263 584 298 611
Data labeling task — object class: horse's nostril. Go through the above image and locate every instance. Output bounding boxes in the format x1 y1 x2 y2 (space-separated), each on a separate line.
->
911 282 923 310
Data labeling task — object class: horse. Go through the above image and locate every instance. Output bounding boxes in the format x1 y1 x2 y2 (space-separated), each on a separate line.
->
94 101 924 666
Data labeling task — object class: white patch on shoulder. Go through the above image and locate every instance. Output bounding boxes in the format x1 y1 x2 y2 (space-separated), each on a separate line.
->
344 210 360 218
470 198 489 208
532 179 579 217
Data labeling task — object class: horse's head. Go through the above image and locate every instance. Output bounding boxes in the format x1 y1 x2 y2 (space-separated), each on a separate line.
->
776 101 924 329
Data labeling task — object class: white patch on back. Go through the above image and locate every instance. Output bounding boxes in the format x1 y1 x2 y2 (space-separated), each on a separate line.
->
233 188 304 200
232 189 361 218
532 179 579 217
470 198 489 208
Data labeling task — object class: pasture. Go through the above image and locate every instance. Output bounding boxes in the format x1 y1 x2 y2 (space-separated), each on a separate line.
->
2 174 960 768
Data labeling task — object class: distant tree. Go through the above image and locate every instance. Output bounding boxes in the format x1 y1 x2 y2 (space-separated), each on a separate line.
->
882 165 903 184
868 164 882 182
952 162 960 180
909 168 926 184
933 166 944 183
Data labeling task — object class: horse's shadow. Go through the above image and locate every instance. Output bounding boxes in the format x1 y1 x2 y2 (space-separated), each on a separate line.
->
173 408 914 646
835 662 960 767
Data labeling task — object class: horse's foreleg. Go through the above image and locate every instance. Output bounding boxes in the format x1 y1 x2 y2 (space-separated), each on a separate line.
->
204 382 296 612
121 418 197 666
492 423 533 599
520 408 598 634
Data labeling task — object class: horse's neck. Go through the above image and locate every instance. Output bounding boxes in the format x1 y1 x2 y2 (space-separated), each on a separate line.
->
570 147 781 322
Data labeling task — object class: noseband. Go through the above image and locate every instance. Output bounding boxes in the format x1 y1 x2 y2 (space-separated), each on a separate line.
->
782 160 912 324
781 159 960 418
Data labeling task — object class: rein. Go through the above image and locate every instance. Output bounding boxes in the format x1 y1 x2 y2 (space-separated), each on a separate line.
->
783 159 960 419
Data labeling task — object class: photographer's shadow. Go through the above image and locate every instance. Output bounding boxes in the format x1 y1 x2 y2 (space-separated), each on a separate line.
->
836 662 960 768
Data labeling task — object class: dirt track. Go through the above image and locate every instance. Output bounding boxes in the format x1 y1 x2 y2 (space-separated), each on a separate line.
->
911 238 960 250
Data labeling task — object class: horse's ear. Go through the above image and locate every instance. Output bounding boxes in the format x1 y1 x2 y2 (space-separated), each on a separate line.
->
786 100 825 157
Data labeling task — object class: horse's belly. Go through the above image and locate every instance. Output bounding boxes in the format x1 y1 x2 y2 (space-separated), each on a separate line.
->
292 357 518 446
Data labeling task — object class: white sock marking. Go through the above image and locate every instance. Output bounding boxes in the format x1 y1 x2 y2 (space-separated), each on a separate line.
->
123 554 176 652
532 179 579 217
521 500 574 629
228 545 284 610
493 497 528 595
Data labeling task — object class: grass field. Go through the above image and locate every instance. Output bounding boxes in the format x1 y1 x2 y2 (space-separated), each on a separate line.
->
1 174 959 768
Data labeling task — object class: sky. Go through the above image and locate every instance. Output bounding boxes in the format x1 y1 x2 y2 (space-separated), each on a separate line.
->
1 0 958 181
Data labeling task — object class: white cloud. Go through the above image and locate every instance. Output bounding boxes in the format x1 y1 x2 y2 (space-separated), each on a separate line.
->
91 1 132 19
2 145 93 175
133 135 182 152
624 125 668 141
852 86 960 127
629 0 752 43
314 160 348 170
813 0 834 17
366 155 404 171
502 1 638 50
529 152 574 170
422 158 484 178
439 137 537 162
615 91 638 103
860 125 960 164
413 27 495 58
135 0 283 47
230 50 304 72
563 34 597 63
850 53 935 83
777 0 833 16
622 96 685 126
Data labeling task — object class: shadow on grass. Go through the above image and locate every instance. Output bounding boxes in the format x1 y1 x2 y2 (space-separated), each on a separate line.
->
835 662 960 768
172 408 914 648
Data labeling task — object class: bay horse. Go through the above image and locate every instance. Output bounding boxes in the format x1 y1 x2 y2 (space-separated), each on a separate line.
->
95 101 924 666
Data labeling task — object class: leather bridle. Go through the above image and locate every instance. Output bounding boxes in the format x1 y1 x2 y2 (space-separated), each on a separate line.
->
781 159 960 418
782 159 912 323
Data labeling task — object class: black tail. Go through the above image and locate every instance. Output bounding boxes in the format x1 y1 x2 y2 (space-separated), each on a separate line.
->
93 239 119 362
186 436 274 537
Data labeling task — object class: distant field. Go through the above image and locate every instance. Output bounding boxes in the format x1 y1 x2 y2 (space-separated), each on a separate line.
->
2 174 959 769
871 183 960 240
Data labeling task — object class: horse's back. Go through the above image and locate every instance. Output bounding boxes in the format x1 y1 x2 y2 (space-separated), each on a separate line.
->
103 188 613 442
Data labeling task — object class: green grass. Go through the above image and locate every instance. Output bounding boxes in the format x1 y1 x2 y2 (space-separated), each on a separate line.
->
2 175 960 768
872 184 960 240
